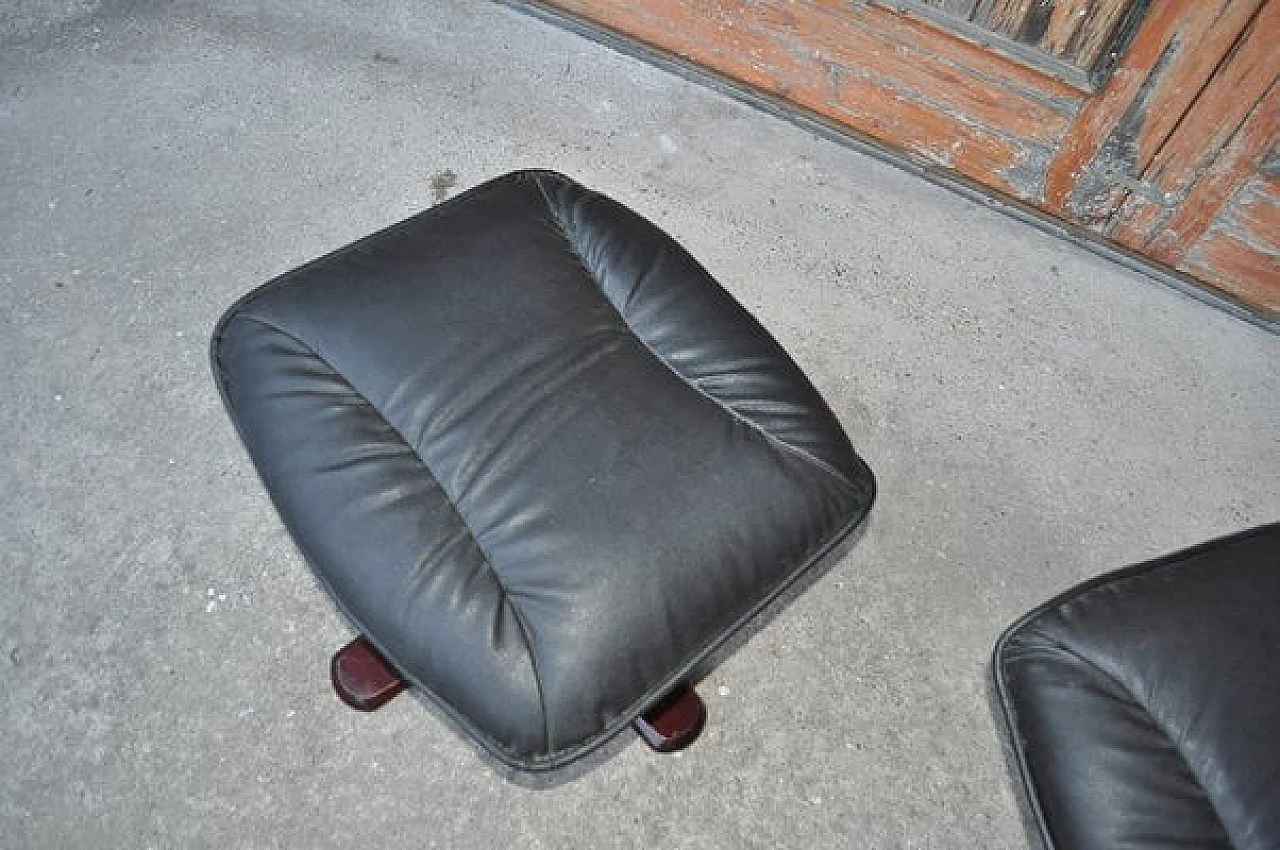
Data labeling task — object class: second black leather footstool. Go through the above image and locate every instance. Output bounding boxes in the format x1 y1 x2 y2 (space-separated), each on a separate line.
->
994 523 1280 849
212 170 875 770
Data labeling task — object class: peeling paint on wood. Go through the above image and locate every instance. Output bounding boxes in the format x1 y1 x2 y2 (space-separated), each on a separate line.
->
1110 1 1280 249
1045 0 1265 218
928 0 980 14
1044 0 1093 54
533 0 1280 318
1151 84 1280 266
923 0 1138 70
1067 0 1134 68
1060 37 1177 223
1227 171 1280 254
979 0 1038 35
544 0 1082 201
1184 228 1280 315
1043 3 1183 213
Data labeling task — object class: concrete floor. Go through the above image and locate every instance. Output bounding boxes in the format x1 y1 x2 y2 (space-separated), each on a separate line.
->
2 1 1278 847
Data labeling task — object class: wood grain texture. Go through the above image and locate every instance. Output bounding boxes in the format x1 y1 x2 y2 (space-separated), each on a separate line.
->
1044 0 1264 218
534 0 1279 317
917 0 980 13
1110 1 1280 250
546 0 1083 200
896 0 1141 79
1149 84 1279 265
1067 0 1133 68
967 0 1135 67
1229 171 1280 251
979 0 1037 35
1044 0 1092 54
818 0 1083 98
1183 228 1280 315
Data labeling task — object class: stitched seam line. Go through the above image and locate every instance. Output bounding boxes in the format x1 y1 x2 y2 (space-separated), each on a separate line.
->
233 313 551 753
532 175 859 495
1000 634 1234 846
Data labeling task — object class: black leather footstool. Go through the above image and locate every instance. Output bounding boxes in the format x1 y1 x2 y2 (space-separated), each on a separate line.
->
213 171 875 770
994 523 1280 849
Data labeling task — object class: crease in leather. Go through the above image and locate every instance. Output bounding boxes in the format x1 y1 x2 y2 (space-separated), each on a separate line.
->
398 523 473 622
211 170 878 770
248 318 866 766
530 174 861 497
1023 610 1248 849
411 324 627 512
228 312 552 756
395 319 617 455
1026 566 1260 845
1000 631 1233 848
222 291 857 767
993 524 1280 850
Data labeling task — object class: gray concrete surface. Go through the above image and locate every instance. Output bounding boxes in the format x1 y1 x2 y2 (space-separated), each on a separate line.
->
2 1 1277 847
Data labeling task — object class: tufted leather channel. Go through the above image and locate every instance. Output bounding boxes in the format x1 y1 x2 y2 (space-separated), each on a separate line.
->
994 523 1280 849
212 171 875 770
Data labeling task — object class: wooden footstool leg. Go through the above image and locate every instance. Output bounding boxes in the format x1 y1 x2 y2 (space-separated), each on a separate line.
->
633 683 706 753
331 635 406 711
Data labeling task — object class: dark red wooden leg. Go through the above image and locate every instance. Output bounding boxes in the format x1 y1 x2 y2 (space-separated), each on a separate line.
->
331 636 406 711
633 683 706 753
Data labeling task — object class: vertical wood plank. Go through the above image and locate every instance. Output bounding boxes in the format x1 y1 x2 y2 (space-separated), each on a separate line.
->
1043 0 1091 55
1110 1 1280 250
1044 0 1264 218
927 0 1140 68
923 0 981 13
976 0 1037 35
1019 0 1057 42
1148 83 1280 266
1066 0 1135 68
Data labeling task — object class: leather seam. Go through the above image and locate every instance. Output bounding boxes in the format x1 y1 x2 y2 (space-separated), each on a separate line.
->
531 174 860 495
998 633 1234 847
227 312 552 754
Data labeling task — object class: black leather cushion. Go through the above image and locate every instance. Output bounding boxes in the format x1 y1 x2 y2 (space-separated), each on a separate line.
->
994 523 1280 849
212 170 875 770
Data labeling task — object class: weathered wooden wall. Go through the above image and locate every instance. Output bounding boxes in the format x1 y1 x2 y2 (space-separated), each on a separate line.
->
534 0 1280 321
542 0 1088 202
1177 134 1280 315
911 0 1140 71
1049 0 1271 222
